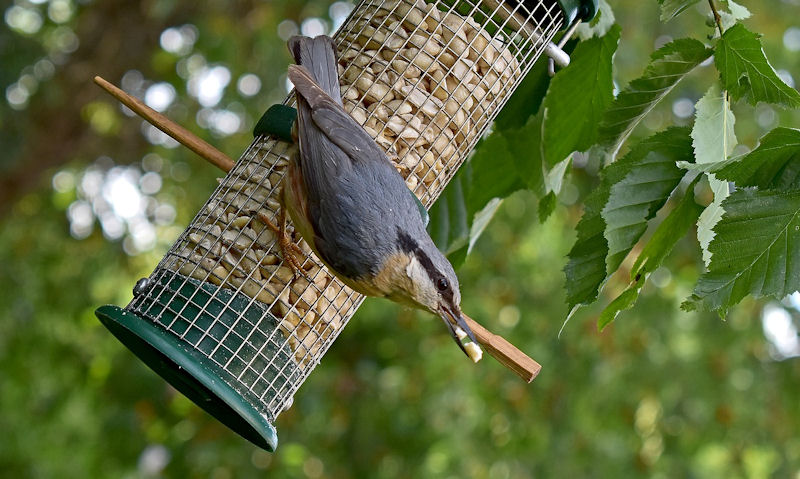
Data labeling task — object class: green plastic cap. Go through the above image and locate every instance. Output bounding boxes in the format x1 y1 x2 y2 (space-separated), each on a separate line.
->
555 0 598 24
253 104 297 142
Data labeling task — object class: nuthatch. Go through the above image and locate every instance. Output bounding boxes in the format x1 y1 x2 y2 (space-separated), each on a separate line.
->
275 34 480 360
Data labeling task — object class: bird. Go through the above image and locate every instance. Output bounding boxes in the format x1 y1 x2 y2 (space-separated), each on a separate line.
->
273 34 481 361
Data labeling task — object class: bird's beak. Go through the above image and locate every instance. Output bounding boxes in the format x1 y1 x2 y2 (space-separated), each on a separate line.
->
439 305 482 361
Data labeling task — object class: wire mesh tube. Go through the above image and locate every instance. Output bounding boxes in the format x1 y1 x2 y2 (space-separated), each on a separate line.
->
124 0 565 445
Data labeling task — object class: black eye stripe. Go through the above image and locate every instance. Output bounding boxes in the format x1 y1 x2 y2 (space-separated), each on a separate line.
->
397 228 455 304
397 229 437 280
414 250 439 286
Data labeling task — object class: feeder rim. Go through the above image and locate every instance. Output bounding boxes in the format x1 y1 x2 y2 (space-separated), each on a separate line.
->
95 305 279 451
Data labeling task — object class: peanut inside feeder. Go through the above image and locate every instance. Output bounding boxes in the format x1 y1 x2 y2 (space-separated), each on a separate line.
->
96 0 597 452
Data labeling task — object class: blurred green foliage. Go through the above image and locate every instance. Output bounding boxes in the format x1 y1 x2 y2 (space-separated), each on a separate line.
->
1 0 799 478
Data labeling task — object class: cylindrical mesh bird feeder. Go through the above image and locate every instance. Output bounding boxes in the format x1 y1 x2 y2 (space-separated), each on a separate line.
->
96 0 597 451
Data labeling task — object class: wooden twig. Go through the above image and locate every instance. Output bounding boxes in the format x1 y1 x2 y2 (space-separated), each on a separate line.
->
94 75 542 383
464 314 541 382
707 0 724 37
93 76 235 173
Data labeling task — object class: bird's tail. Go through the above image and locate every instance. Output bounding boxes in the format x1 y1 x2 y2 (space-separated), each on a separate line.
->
288 35 342 106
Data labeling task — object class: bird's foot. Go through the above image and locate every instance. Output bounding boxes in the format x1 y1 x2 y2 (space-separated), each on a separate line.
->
257 210 309 281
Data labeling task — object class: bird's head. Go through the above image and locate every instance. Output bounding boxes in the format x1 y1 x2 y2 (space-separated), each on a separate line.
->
384 229 479 358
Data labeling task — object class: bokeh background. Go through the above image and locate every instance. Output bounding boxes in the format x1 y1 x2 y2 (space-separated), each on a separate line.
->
2 0 800 477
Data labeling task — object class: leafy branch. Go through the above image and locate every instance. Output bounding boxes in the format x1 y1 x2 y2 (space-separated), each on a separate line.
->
433 0 800 329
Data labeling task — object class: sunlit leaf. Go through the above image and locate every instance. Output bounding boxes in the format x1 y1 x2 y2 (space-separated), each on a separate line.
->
692 85 737 266
692 85 738 166
467 197 502 254
718 0 751 30
544 156 571 195
576 0 615 40
681 128 800 190
430 171 469 256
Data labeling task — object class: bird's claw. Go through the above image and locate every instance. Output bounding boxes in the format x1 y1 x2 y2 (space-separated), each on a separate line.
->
257 211 311 282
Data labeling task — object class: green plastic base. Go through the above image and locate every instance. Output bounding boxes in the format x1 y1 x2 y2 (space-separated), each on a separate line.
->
96 305 279 451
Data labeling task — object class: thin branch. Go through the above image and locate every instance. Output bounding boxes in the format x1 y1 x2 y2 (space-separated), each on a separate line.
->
708 0 725 37
93 76 236 173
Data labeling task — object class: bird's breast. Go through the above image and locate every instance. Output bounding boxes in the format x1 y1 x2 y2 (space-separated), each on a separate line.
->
370 250 413 297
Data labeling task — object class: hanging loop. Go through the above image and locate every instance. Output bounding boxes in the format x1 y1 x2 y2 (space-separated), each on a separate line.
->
547 18 582 76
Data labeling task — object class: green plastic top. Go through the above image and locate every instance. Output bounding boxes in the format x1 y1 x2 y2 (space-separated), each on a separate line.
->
253 104 296 142
556 0 598 24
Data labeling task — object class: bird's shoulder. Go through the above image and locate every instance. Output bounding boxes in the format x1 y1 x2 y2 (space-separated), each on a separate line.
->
305 98 391 168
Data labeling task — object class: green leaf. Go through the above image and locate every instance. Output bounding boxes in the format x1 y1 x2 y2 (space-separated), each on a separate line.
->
598 286 641 331
683 188 800 315
564 127 693 309
468 132 526 213
598 38 712 160
542 24 619 167
538 191 557 223
510 112 546 192
657 0 700 21
430 171 470 256
631 177 704 281
564 190 609 309
715 24 800 107
494 58 551 131
683 128 800 190
692 85 737 266
430 126 530 264
602 132 690 272
599 177 703 331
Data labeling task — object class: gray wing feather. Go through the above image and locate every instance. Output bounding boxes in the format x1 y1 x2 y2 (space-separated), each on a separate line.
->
288 36 426 279
310 104 390 164
288 35 341 104
289 65 388 165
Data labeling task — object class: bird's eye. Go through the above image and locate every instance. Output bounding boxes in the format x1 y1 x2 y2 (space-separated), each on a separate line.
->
436 278 449 291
